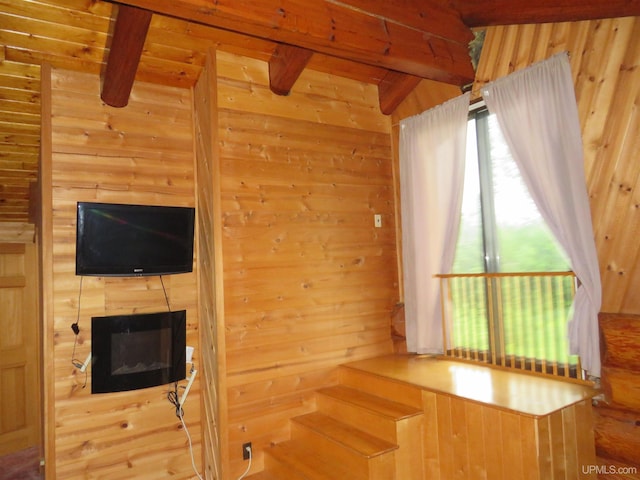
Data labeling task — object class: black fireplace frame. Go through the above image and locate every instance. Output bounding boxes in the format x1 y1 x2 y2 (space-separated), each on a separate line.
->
91 310 186 393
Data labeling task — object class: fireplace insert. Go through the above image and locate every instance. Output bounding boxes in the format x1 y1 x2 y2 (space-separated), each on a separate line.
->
91 310 186 393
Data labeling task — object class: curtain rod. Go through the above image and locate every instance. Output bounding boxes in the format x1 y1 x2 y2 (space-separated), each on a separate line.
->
391 89 484 128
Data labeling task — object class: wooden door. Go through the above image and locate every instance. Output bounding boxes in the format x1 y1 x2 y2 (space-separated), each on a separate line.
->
0 242 40 455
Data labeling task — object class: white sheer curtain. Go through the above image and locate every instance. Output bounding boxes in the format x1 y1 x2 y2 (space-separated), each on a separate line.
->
399 92 470 354
482 53 602 377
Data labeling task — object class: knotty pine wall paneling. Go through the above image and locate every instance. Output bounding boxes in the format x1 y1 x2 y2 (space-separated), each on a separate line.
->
193 50 226 480
40 66 201 479
213 50 397 477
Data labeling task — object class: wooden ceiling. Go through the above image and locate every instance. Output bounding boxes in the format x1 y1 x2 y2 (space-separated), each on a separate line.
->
1 0 640 224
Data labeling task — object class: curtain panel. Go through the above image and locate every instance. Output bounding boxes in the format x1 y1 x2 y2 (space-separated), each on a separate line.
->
399 92 470 353
482 53 602 377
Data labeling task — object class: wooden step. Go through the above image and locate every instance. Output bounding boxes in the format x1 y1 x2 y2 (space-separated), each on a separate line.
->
316 385 422 441
291 412 396 479
264 440 367 480
316 385 425 480
292 412 397 458
318 385 422 419
338 363 424 409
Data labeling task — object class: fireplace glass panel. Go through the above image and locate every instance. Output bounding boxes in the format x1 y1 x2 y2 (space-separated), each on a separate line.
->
91 310 186 393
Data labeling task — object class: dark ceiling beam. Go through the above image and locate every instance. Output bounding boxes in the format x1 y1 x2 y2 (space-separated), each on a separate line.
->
101 4 152 107
269 44 314 96
108 0 476 86
334 0 473 44
451 0 640 27
378 71 422 115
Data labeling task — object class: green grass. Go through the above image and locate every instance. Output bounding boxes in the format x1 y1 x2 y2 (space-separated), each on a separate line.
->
447 275 578 365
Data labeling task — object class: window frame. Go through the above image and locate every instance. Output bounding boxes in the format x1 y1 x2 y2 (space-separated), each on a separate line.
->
444 103 580 379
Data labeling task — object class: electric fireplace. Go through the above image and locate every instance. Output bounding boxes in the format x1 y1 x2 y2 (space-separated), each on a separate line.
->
91 310 186 393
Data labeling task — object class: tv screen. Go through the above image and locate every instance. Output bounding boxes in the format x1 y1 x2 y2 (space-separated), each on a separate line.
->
76 202 195 277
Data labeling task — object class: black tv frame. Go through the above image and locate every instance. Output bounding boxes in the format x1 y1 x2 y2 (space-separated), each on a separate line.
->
75 201 195 277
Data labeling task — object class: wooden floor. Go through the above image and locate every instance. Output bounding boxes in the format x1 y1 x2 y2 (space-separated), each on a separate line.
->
344 354 597 417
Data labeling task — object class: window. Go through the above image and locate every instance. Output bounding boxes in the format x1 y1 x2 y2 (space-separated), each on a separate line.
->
442 106 581 378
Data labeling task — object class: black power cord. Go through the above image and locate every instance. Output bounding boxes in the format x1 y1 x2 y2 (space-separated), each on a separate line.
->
167 381 184 418
70 277 88 388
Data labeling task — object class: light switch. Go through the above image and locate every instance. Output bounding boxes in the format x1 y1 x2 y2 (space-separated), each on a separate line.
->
374 214 382 228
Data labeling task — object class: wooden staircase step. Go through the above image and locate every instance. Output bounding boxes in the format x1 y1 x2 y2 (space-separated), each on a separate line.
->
338 364 424 409
316 385 425 480
291 412 398 459
264 440 367 480
316 385 422 420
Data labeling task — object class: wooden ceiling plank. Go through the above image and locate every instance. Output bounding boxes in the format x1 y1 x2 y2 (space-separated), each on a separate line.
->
0 0 112 31
269 44 314 96
109 0 476 85
378 70 422 115
0 29 106 66
452 0 640 27
101 4 152 107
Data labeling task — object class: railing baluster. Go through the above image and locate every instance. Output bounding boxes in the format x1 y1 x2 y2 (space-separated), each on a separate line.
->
436 271 579 380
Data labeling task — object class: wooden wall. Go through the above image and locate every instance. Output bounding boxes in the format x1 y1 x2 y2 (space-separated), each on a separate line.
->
39 66 201 479
193 51 226 480
203 50 398 477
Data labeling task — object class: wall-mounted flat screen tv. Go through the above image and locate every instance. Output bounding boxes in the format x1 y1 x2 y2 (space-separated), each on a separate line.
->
76 202 195 277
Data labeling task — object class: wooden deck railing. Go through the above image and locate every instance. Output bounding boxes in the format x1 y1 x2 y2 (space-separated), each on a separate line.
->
437 271 583 380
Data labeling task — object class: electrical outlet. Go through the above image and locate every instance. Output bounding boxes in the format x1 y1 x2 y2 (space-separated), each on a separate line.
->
242 442 252 460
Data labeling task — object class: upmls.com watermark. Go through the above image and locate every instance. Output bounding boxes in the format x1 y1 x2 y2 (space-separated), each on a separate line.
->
582 464 638 475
